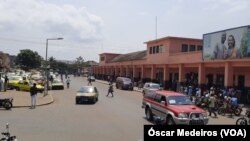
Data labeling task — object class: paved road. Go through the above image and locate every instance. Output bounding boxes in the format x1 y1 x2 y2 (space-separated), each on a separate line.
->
0 76 243 141
1 77 150 141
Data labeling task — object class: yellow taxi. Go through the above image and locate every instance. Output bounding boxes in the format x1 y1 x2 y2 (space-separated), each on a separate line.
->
51 79 64 90
14 80 44 93
8 75 23 89
76 86 99 104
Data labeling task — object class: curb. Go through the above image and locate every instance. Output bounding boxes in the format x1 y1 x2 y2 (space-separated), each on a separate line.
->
12 93 54 108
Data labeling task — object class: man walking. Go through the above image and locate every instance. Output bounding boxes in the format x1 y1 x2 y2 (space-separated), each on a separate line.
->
208 94 217 118
106 83 114 97
4 75 8 91
88 77 92 86
30 83 38 109
66 77 70 88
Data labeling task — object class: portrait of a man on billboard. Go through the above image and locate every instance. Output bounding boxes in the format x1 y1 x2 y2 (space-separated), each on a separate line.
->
203 25 250 60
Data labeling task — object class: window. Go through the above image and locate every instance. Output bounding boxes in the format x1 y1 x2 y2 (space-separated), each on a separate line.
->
153 46 156 54
156 46 159 53
189 45 196 51
159 45 163 53
149 47 152 54
100 56 105 61
154 94 162 103
181 44 188 52
197 45 203 51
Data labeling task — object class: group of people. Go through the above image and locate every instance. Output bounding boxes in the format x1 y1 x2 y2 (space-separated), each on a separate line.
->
179 84 240 118
213 32 242 59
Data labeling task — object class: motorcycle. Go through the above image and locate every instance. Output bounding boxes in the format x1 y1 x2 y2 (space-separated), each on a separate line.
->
236 108 250 125
218 103 243 116
0 123 17 141
0 98 13 110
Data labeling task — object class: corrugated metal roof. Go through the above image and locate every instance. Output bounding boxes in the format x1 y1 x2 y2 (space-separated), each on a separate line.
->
109 50 146 62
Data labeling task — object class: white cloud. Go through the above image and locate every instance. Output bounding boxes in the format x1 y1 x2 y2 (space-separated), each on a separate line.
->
0 0 103 42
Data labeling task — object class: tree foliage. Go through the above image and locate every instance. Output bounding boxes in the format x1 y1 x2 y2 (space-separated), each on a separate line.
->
14 49 43 71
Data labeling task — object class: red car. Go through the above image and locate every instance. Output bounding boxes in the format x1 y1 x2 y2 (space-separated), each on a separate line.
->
142 90 209 125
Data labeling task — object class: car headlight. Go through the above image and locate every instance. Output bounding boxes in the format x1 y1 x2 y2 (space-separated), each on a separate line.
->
178 113 188 118
201 112 208 119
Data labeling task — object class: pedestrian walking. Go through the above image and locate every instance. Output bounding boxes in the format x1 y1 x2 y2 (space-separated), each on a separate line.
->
106 84 114 97
88 77 92 86
4 75 8 91
30 83 38 109
0 76 3 92
66 77 70 88
208 94 217 118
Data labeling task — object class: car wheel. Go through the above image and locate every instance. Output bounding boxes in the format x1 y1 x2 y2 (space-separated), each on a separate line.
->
96 97 98 101
166 117 175 125
93 98 96 103
145 108 153 121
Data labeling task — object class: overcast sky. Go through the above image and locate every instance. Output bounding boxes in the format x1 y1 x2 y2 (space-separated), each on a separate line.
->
0 0 250 61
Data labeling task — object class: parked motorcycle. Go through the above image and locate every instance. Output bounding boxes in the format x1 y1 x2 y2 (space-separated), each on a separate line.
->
0 123 17 141
236 108 250 125
0 98 13 110
218 104 243 116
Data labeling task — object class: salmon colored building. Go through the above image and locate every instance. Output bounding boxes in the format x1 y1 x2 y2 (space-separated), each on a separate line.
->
93 34 250 101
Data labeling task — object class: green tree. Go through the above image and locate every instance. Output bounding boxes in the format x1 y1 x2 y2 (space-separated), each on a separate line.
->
14 49 43 71
48 56 58 71
75 56 85 75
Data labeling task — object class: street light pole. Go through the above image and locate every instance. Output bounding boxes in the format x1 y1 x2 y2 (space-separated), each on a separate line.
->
44 38 63 96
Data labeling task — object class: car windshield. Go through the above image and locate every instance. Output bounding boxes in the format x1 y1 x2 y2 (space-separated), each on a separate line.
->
78 87 95 93
150 84 160 89
53 79 62 83
123 78 131 82
167 96 193 105
9 76 22 80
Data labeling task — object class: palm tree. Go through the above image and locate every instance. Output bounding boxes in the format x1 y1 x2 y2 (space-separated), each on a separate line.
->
75 56 85 76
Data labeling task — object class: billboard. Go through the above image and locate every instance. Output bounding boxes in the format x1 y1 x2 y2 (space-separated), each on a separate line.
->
203 25 250 60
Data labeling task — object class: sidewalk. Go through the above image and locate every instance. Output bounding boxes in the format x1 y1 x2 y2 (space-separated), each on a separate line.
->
0 90 54 108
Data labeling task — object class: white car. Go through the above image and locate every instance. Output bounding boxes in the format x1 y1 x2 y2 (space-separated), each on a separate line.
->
142 82 162 95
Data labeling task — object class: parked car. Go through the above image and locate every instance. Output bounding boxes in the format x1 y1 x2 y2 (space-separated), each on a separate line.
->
51 79 64 90
14 80 44 93
115 77 133 90
142 90 209 125
142 82 162 95
8 76 23 89
75 86 99 104
88 76 95 82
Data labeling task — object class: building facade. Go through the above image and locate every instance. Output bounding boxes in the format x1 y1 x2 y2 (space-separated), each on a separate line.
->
93 33 250 102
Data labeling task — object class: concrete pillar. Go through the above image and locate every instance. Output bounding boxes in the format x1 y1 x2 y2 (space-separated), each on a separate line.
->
198 63 205 85
126 66 129 77
163 65 169 81
151 65 156 80
225 62 233 88
102 67 104 75
133 66 136 78
120 66 123 76
115 67 118 77
141 65 145 79
178 64 185 83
